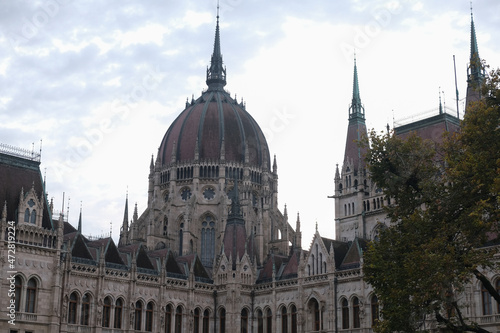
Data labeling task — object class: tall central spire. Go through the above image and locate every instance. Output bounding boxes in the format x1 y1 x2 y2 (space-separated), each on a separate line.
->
206 4 227 90
349 56 365 123
343 57 368 172
465 8 485 109
468 11 483 84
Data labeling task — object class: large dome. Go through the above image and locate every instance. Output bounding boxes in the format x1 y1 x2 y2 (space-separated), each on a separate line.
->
158 90 270 169
157 14 270 170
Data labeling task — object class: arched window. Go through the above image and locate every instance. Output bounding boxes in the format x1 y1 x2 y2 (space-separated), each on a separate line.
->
342 298 349 329
320 253 323 274
352 202 355 214
14 276 22 312
353 297 360 328
165 304 173 333
291 305 297 333
266 308 272 333
371 295 379 327
313 300 320 331
80 293 90 326
344 204 347 216
219 308 226 333
146 302 154 332
68 292 78 324
135 301 143 330
24 208 30 222
482 284 492 315
203 309 210 333
175 306 182 333
241 308 248 333
114 298 123 329
201 215 216 267
102 297 111 327
30 209 36 224
281 306 288 333
25 278 37 313
257 309 263 333
179 223 184 255
194 308 200 333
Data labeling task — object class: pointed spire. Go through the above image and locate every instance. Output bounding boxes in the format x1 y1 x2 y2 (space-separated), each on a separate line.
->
150 154 154 172
349 55 365 122
133 202 138 222
343 56 368 173
123 192 129 232
77 202 82 233
466 6 485 109
273 154 277 173
469 8 481 81
206 4 227 90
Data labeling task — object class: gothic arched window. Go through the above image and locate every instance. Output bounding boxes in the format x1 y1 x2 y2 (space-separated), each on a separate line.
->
30 209 36 224
102 296 111 327
145 302 154 332
281 306 288 333
201 215 215 267
219 308 226 333
342 298 349 329
25 278 37 313
241 308 249 333
353 297 360 328
135 301 143 331
114 298 123 329
81 293 91 326
68 292 78 324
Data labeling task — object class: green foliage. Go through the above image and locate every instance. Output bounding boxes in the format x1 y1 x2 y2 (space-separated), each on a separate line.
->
364 68 500 333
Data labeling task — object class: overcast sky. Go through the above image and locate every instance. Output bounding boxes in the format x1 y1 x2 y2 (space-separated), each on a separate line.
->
1 0 499 246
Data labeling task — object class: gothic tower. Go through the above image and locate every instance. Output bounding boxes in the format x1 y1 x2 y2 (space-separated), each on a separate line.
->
334 58 387 241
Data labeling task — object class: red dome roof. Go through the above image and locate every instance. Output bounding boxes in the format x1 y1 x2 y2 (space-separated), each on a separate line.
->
158 89 270 169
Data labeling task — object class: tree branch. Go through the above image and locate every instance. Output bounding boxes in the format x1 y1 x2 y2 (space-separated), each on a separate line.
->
435 309 490 333
474 268 500 304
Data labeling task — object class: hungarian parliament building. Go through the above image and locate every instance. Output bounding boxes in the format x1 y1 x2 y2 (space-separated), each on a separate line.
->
1 9 498 333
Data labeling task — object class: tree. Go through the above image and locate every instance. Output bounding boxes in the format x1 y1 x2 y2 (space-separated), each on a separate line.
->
363 67 500 333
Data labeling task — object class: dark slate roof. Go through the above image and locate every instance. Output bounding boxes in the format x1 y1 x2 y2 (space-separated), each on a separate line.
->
339 238 369 270
71 233 94 260
322 237 350 269
136 246 155 270
395 112 460 144
0 152 52 229
257 253 289 282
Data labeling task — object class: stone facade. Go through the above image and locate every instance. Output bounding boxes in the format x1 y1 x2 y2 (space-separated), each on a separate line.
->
1 11 499 333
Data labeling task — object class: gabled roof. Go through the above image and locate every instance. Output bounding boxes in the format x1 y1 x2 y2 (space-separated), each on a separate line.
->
339 238 369 270
71 233 94 260
322 237 351 269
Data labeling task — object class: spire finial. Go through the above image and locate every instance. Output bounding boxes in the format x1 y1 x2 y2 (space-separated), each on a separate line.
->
206 2 227 90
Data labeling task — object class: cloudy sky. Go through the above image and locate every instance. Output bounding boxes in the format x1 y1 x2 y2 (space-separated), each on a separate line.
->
1 0 499 245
